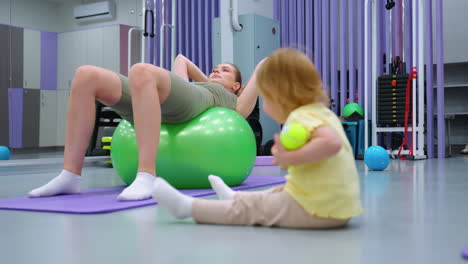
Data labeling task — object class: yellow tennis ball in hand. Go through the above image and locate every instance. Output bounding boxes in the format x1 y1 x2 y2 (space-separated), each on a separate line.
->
280 123 309 150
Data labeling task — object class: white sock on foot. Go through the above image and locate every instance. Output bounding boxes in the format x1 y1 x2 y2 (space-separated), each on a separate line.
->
208 175 236 200
28 170 81 197
152 177 193 219
118 172 155 201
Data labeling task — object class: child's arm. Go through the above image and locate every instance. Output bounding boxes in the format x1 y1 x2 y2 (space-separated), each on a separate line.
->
236 58 266 118
173 54 209 82
272 125 342 167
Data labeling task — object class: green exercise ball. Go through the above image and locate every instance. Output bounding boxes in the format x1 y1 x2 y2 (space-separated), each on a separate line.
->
111 107 257 188
343 102 364 117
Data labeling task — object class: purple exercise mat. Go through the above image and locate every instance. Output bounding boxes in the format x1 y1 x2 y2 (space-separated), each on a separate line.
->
0 176 285 214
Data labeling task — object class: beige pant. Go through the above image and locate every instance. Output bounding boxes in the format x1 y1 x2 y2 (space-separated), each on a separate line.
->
192 186 350 229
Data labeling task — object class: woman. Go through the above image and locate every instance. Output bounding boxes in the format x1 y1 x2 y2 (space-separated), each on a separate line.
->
28 54 263 201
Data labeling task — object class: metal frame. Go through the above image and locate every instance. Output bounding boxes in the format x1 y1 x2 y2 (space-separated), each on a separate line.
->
364 0 426 159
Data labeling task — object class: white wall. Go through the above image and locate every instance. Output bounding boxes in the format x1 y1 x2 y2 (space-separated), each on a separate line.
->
9 0 60 31
237 0 274 19
1 0 142 32
0 0 11 25
437 0 468 63
56 0 142 32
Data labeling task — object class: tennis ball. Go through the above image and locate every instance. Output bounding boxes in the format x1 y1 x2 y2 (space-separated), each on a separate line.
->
280 123 309 150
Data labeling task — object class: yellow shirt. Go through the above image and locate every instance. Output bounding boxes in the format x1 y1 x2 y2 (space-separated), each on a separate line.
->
284 103 363 219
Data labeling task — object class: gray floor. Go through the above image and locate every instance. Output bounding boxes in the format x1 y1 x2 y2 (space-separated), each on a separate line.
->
1 157 468 264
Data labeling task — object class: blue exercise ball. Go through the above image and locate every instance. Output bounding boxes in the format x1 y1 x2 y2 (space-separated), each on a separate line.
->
364 146 390 171
0 146 11 160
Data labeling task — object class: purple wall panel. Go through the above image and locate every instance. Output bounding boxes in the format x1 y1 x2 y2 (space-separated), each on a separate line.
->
281 0 287 47
175 0 216 75
209 0 215 74
273 0 280 22
376 0 383 76
183 0 189 59
155 0 162 66
348 0 355 102
203 0 209 74
40 31 57 90
297 0 304 52
8 88 23 148
190 0 195 63
383 5 389 73
305 0 313 59
148 0 155 65
366 0 372 116
313 0 319 65
436 0 445 158
316 0 322 73
357 0 364 104
322 0 329 95
197 1 203 70
288 0 296 46
177 0 182 60
393 0 403 58
164 0 172 68
214 0 219 17
330 0 338 112
339 0 347 112
425 0 434 158
404 0 412 72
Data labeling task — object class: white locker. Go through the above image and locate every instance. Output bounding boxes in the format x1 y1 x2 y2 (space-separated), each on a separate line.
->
86 28 104 68
58 32 74 90
56 90 70 146
23 29 41 89
74 30 87 78
39 90 57 147
102 26 120 73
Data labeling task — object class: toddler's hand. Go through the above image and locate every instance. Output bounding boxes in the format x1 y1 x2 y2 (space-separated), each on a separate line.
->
271 134 293 169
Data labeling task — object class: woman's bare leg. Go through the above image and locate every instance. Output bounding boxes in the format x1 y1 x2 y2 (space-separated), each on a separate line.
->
117 63 171 201
29 65 123 197
64 66 123 174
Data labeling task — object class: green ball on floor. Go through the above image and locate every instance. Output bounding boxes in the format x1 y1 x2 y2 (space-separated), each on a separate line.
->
111 107 257 188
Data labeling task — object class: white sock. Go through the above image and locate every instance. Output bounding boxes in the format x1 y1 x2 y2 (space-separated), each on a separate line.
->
28 170 81 197
152 177 193 219
208 175 236 200
118 172 155 201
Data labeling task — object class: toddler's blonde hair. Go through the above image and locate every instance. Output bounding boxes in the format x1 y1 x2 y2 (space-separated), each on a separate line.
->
257 48 329 118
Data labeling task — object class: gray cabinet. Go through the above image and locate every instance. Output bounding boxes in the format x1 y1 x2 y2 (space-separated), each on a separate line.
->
56 90 70 146
22 89 40 148
40 90 57 147
10 26 23 89
23 29 41 89
0 25 10 146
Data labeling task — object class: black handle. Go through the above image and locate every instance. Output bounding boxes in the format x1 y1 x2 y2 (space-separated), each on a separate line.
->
143 9 149 37
385 0 395 10
143 9 155 38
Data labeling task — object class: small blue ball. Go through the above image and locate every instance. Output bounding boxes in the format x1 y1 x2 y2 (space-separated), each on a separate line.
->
364 146 390 171
0 146 11 160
